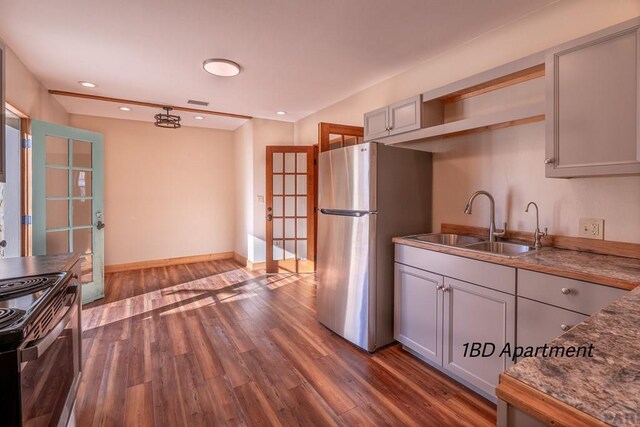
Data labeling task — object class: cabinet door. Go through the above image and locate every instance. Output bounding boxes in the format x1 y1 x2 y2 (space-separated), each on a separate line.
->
388 95 422 136
517 297 587 350
394 263 443 365
443 278 515 397
363 106 389 141
546 19 640 177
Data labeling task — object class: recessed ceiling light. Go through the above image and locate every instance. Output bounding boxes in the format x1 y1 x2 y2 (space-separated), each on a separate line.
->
194 115 204 120
276 111 287 115
78 81 97 88
203 59 241 77
119 106 131 111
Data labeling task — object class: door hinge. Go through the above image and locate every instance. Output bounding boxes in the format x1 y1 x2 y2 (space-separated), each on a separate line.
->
21 137 32 149
22 215 32 225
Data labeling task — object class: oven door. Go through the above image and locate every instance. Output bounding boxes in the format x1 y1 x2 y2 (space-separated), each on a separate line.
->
18 282 80 427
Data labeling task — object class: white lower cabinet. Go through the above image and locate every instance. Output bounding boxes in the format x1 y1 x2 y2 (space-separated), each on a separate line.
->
517 297 587 350
394 257 516 400
394 264 443 364
443 278 515 397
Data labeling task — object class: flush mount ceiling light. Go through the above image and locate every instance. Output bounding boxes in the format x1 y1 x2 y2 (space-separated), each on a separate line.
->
194 115 204 120
78 81 97 88
154 107 181 129
119 106 131 111
203 59 241 77
276 111 287 115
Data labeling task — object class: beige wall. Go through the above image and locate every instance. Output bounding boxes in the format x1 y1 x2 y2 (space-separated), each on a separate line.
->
233 118 294 262
69 114 235 266
294 0 640 243
4 44 68 124
233 121 254 260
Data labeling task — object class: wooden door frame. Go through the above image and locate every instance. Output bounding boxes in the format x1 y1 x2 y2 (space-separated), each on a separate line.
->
265 145 316 274
318 122 364 152
5 102 31 256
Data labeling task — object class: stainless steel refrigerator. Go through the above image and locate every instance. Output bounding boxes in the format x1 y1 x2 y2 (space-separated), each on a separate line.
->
317 142 432 352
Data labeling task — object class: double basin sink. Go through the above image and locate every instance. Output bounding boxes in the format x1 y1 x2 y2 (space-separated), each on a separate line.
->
407 233 540 258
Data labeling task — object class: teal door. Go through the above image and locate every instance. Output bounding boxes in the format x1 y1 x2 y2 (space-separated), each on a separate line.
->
31 120 104 304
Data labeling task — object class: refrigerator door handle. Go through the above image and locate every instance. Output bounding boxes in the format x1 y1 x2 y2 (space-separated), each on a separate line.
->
319 209 375 217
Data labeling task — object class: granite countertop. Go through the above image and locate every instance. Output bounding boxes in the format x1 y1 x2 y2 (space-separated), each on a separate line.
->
0 253 81 279
504 285 640 425
392 237 640 290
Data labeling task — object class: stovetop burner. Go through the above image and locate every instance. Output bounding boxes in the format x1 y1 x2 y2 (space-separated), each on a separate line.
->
0 308 25 329
0 275 62 301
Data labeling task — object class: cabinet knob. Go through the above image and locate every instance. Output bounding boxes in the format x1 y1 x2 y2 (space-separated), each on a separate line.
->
436 285 444 291
561 287 571 295
544 158 554 164
442 286 450 293
561 324 571 332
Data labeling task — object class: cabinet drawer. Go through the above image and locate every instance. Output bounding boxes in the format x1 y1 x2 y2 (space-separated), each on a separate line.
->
517 269 626 315
395 244 515 294
517 297 588 349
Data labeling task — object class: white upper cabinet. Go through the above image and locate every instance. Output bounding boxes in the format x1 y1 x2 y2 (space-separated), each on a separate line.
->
363 105 389 141
546 18 640 178
364 95 421 141
388 96 422 136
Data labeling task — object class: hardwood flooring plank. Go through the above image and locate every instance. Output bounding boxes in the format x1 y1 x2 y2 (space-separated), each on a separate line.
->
124 382 155 427
77 260 497 426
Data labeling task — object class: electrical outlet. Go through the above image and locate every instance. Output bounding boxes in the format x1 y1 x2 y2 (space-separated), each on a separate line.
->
578 218 604 240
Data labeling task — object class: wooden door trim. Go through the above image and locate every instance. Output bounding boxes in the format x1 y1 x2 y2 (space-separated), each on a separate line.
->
318 122 364 152
6 102 32 256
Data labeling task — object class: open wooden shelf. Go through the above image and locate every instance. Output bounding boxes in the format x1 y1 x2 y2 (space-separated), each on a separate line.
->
380 52 546 148
383 102 545 146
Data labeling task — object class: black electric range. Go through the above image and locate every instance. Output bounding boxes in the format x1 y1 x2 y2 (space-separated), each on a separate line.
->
0 273 67 350
0 270 81 427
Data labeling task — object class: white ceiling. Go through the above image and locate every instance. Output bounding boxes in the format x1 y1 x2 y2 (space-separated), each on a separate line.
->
0 0 556 130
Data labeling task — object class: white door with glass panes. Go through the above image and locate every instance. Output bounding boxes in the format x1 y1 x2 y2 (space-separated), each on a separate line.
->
31 120 104 303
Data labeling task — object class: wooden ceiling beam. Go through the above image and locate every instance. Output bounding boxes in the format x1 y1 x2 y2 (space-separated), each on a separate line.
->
48 90 253 120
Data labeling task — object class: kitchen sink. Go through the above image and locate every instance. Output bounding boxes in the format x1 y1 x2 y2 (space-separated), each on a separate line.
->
408 233 484 247
405 233 542 258
464 241 536 256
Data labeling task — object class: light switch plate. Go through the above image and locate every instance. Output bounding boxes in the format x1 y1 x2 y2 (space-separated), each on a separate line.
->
578 218 604 240
257 195 264 203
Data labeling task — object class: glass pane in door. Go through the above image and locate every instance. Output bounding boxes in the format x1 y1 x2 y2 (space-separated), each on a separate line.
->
72 140 92 168
45 136 68 166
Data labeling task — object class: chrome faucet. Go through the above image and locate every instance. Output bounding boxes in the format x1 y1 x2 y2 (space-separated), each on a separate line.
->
463 190 506 242
525 202 547 250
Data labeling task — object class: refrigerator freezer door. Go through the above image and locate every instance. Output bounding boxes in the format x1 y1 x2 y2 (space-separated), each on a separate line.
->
316 210 376 351
318 143 377 212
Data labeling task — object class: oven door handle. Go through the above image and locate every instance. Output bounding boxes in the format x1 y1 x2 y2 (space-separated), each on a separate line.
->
20 286 78 365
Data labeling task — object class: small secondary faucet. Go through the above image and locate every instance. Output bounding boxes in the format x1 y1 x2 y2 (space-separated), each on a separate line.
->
525 202 547 250
463 190 506 242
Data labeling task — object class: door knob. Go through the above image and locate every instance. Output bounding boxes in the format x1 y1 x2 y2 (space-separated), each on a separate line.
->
544 158 554 164
0 240 6 248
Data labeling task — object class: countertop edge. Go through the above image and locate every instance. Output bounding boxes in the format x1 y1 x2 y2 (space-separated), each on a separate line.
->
392 237 637 291
496 374 608 427
63 252 82 271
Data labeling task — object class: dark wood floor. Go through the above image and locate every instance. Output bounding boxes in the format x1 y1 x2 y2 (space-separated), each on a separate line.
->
77 260 496 426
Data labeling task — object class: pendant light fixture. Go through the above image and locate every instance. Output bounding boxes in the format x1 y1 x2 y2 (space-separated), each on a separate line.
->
154 107 181 129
